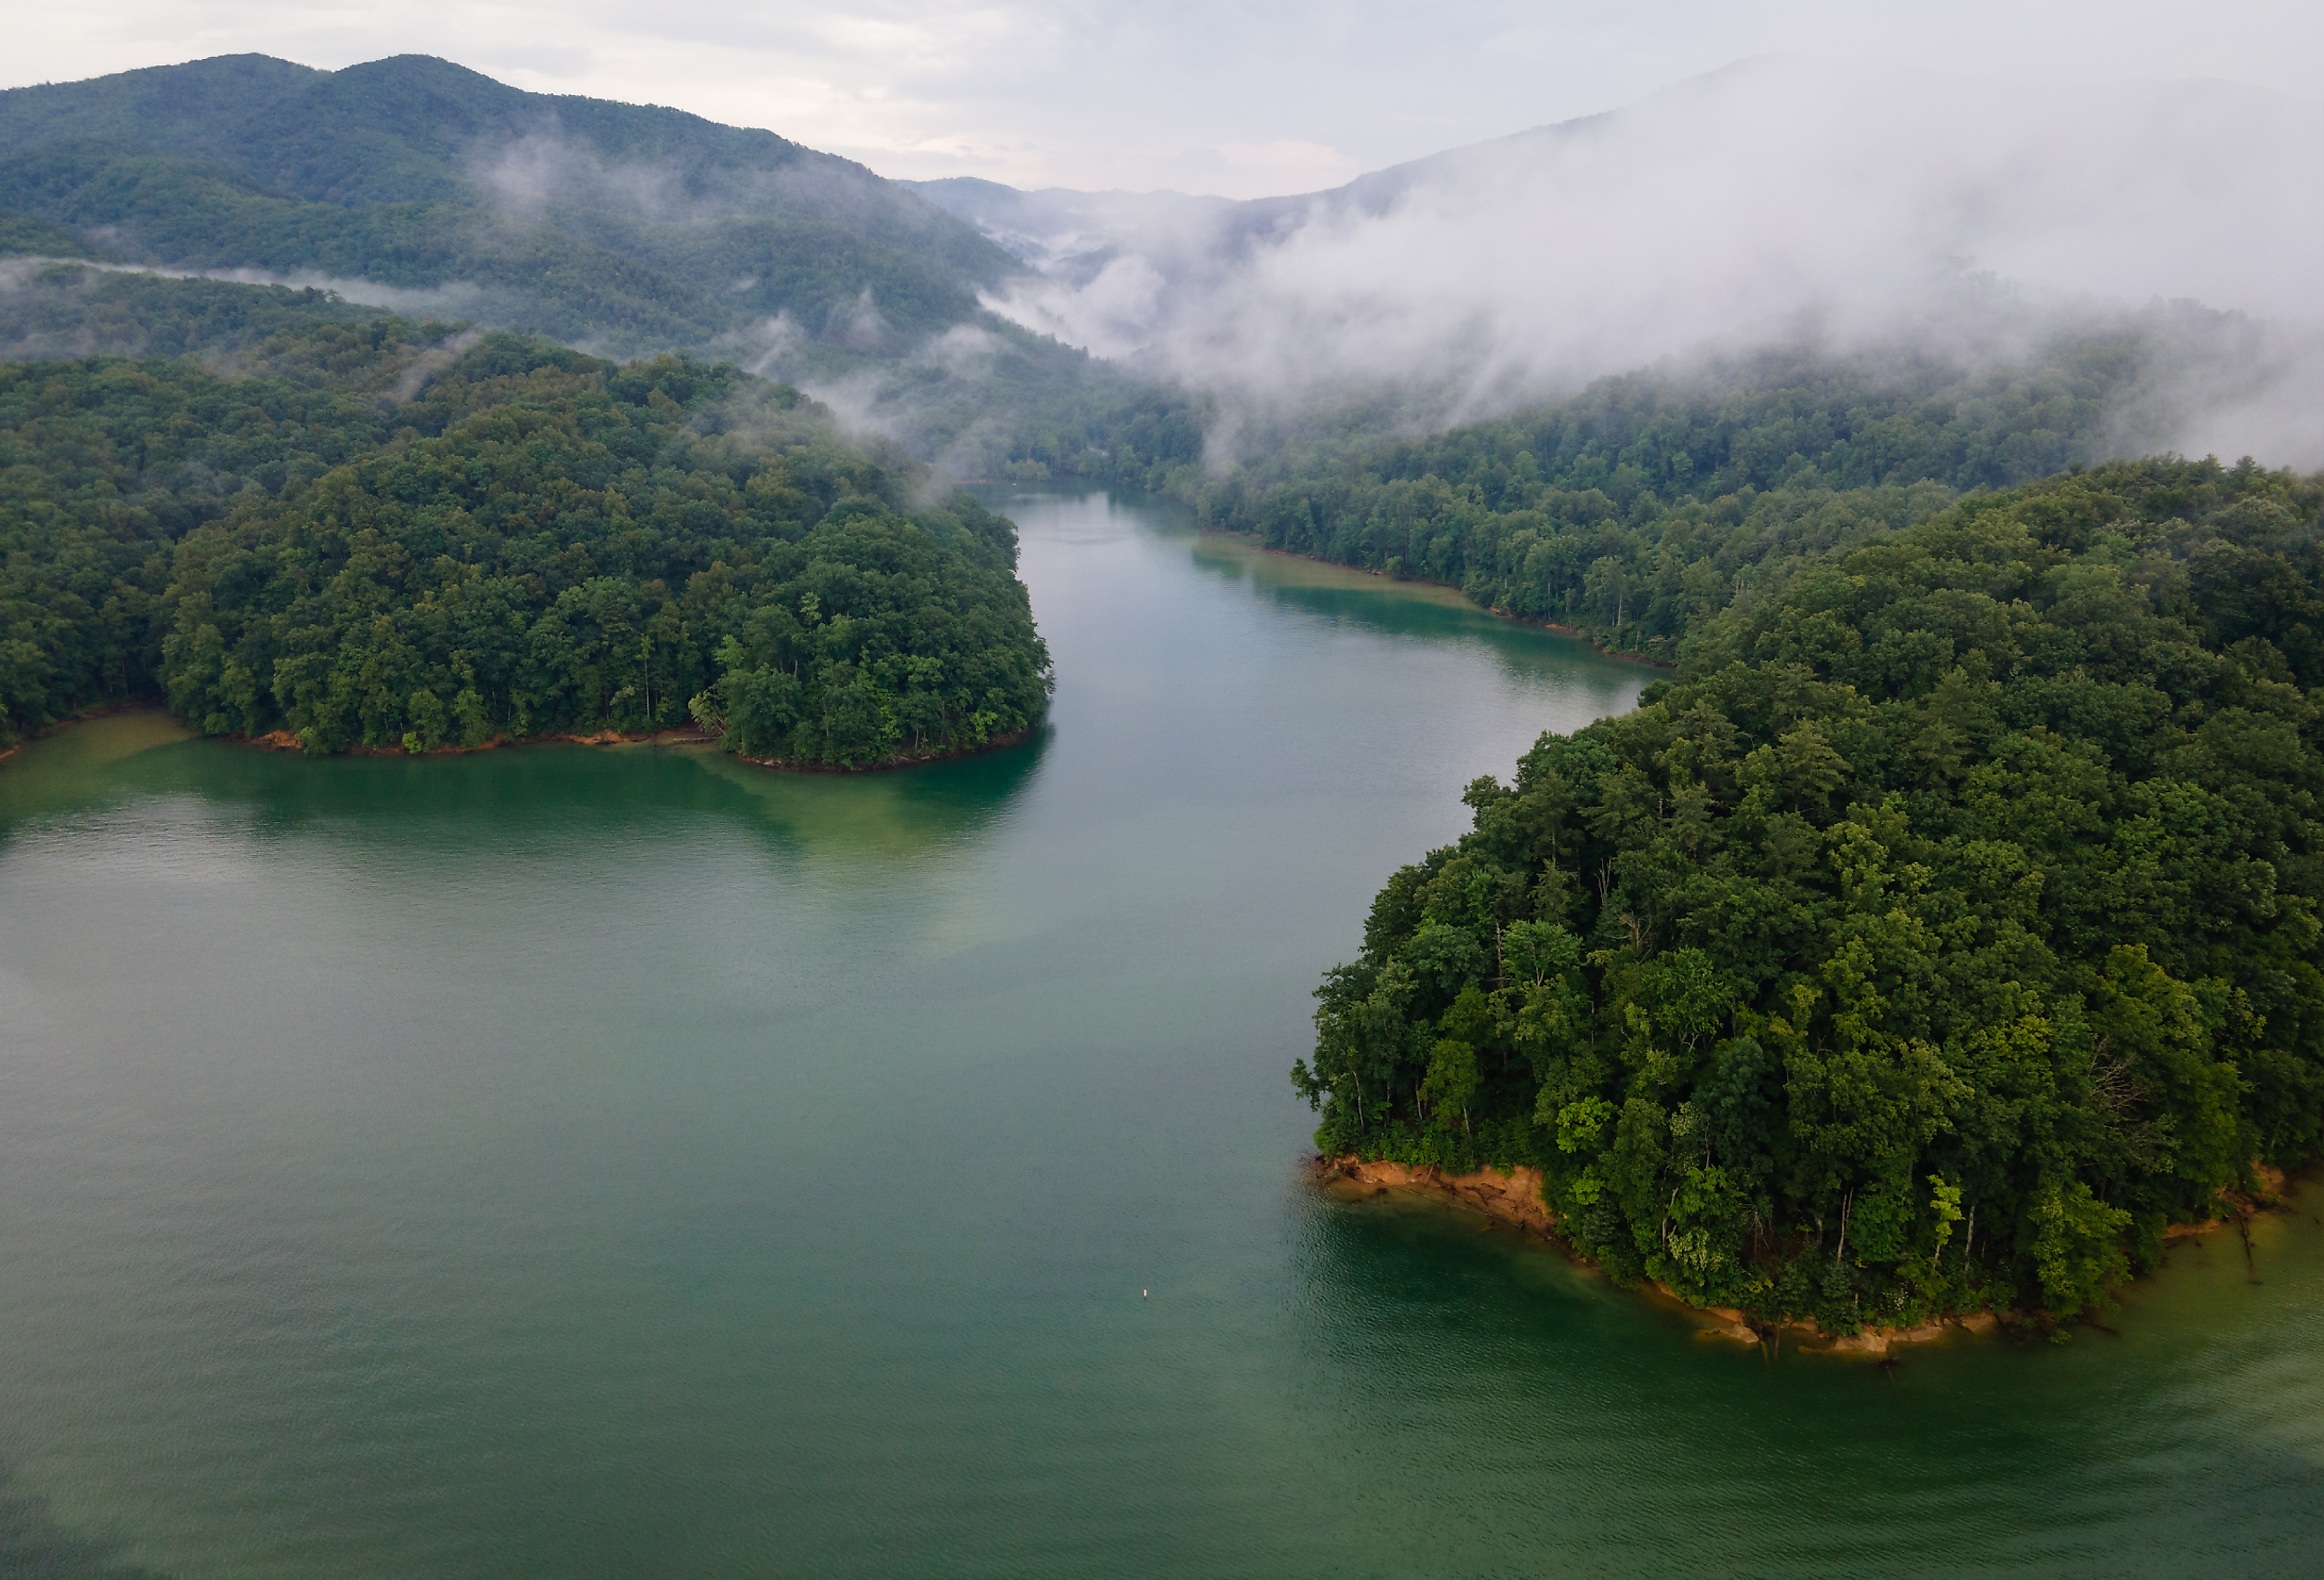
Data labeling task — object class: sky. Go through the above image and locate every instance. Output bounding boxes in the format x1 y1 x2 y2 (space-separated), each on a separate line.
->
7 0 2323 197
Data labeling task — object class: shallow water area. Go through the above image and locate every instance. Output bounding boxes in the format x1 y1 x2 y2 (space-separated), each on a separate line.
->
1 487 2319 1576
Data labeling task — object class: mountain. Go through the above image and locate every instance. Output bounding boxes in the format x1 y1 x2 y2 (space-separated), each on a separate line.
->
0 54 1025 353
901 178 1237 286
0 55 1217 478
917 56 2324 468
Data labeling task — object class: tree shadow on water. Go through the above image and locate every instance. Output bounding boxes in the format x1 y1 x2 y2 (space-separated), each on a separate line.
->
0 1461 171 1580
0 714 1055 867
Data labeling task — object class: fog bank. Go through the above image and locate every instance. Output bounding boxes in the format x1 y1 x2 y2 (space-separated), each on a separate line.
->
961 58 2324 464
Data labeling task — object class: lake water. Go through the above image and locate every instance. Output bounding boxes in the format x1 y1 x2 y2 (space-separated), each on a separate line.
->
2 488 2320 1577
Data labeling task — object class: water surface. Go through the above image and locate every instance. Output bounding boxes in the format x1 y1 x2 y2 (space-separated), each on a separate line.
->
1 489 2318 1576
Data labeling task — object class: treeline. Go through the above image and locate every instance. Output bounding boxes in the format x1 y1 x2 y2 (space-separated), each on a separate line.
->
992 384 1212 496
1066 336 2157 659
1296 457 2324 1329
1 317 1051 766
0 205 92 258
0 263 400 362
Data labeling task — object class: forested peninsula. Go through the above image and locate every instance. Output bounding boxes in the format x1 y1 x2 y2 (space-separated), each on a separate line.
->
0 284 1051 766
1295 455 2324 1331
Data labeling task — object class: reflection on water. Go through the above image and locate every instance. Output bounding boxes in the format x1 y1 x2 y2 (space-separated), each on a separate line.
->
0 716 1051 867
1290 1179 2324 1572
0 1459 158 1580
992 483 1638 700
1185 531 1621 687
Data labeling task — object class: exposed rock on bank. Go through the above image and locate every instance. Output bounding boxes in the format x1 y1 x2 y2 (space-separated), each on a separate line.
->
1318 1156 1555 1234
1316 1151 2308 1354
1312 1153 2051 1356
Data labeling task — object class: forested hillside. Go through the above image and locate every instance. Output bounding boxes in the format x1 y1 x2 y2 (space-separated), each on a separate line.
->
0 310 1050 765
0 207 93 258
0 263 401 360
1296 457 2324 1329
1160 335 2169 664
0 54 1213 477
0 54 1019 349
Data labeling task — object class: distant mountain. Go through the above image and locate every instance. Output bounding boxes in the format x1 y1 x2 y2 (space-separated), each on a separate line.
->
0 54 1026 353
0 55 1218 479
923 55 2324 466
901 178 1237 286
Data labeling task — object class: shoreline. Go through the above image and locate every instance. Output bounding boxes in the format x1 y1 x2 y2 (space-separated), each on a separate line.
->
731 723 1038 774
3 702 1040 777
235 717 1040 773
1311 1152 2299 1356
0 697 172 768
1200 527 1676 671
239 723 716 757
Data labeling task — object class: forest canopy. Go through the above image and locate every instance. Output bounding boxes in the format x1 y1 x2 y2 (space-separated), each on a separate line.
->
0 313 1051 767
1054 324 2250 664
1295 456 2324 1330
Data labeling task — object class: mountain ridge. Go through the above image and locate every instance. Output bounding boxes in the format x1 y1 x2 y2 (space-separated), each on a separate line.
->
0 53 1026 350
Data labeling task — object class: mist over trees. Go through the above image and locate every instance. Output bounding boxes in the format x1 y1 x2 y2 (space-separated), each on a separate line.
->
0 53 1017 349
0 53 1201 478
960 58 2324 467
0 302 1050 765
1182 332 2160 661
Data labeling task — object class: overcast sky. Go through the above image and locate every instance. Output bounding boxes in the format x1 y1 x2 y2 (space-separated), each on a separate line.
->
9 1 2322 197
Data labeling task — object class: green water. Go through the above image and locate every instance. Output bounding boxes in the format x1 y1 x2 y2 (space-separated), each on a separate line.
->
1 489 2319 1577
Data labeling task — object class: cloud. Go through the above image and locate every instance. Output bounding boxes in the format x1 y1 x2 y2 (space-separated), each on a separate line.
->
8 1 2321 196
386 326 487 399
970 58 2324 463
987 254 1166 359
0 255 486 319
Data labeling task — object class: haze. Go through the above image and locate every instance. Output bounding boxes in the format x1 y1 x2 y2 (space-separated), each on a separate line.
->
952 58 2324 463
8 1 2320 198
5 4 2320 466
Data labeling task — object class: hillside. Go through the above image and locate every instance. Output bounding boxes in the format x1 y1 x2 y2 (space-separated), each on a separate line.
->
0 54 1023 352
936 58 2323 457
0 57 1216 475
1298 455 2324 1327
0 316 1052 764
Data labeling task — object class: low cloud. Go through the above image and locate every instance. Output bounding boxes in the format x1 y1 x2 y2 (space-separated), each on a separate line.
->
972 58 2324 464
0 255 488 320
386 327 488 400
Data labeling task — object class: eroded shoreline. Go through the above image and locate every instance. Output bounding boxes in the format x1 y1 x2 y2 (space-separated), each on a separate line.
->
1311 1152 2300 1356
242 720 1039 772
2 705 1041 778
0 705 1040 775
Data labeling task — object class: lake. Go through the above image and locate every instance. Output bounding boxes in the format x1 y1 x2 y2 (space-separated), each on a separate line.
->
1 487 2319 1576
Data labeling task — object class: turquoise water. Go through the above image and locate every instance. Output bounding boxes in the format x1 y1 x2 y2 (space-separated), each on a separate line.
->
0 488 2318 1577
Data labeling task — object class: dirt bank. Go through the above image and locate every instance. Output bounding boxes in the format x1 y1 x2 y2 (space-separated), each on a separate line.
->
236 721 1037 772
1320 1156 1559 1235
1308 1153 2304 1356
2161 1164 2290 1240
732 723 1037 774
239 724 715 757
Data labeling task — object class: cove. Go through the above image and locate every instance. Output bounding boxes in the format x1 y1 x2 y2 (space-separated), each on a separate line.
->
0 487 2319 1578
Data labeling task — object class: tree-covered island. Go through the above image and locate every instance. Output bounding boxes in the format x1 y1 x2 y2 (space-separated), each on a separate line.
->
0 289 1052 767
1297 456 2324 1333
